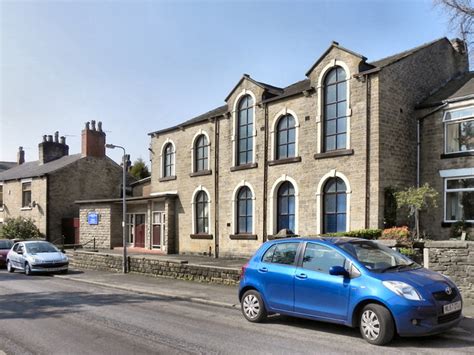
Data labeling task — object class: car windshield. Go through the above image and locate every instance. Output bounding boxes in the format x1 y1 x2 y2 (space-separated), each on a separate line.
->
0 240 13 250
25 242 59 254
339 240 420 273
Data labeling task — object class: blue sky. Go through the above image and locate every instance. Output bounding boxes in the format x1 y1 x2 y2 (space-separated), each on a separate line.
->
0 0 456 164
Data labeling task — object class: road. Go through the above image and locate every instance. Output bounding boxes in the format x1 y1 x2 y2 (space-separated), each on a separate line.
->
0 271 473 355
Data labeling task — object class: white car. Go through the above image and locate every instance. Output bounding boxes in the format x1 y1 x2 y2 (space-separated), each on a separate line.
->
7 241 69 275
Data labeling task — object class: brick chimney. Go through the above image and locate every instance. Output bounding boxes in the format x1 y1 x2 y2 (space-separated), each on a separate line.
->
38 131 69 165
17 146 25 165
81 120 106 158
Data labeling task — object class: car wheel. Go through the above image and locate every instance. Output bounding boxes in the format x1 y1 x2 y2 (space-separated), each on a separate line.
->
7 260 14 273
24 263 32 276
360 304 395 345
60 269 68 275
241 290 267 323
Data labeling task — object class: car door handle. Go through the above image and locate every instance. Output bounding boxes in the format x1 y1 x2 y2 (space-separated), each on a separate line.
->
296 273 307 280
258 267 268 273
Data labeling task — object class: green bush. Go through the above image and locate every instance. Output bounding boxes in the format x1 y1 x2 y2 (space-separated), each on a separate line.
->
325 229 382 240
0 217 43 240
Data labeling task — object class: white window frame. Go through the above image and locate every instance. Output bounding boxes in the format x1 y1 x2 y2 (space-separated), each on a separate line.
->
160 138 176 178
190 130 211 173
269 175 299 235
443 106 474 154
444 176 474 223
270 108 300 160
232 89 257 167
190 185 212 235
21 178 32 210
231 181 256 235
316 60 352 154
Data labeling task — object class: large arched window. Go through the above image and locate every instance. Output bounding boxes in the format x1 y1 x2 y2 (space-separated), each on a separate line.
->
324 66 347 151
277 181 295 233
195 191 209 234
194 134 209 172
323 177 347 233
163 143 175 177
237 95 254 165
276 114 296 159
237 186 253 234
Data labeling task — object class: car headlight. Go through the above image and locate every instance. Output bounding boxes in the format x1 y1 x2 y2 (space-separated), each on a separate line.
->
382 281 422 301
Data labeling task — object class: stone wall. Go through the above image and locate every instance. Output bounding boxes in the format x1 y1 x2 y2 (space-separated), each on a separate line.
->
68 250 240 285
425 241 474 306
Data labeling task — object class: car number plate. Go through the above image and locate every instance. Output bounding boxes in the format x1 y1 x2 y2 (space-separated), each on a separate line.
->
443 301 461 314
48 267 64 271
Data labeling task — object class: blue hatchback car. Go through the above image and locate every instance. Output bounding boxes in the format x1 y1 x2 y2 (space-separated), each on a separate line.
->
239 237 463 345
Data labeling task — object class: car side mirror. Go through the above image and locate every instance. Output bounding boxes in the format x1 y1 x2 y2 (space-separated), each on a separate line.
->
329 266 349 277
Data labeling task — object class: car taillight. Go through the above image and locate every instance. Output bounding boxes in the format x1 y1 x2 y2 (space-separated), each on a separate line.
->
240 262 249 279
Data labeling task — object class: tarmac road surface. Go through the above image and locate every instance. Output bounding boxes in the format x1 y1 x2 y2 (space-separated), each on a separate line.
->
0 271 473 355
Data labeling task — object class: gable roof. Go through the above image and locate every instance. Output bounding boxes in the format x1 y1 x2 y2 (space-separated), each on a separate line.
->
148 105 228 136
369 37 449 69
305 41 367 77
0 161 16 173
224 74 283 102
0 154 83 181
417 72 474 109
262 79 312 104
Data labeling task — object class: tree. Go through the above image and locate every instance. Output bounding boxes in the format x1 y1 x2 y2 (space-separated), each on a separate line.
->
129 158 150 180
395 183 439 240
0 217 43 240
436 0 474 51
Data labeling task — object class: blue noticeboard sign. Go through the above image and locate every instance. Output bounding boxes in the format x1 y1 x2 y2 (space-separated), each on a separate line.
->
88 212 99 225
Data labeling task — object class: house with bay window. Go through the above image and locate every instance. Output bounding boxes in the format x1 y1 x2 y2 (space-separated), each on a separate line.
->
78 37 471 258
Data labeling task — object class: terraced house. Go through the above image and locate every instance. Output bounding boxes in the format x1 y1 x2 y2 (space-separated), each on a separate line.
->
80 37 473 258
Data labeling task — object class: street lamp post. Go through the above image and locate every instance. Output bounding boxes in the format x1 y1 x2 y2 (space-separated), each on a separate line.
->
105 143 128 273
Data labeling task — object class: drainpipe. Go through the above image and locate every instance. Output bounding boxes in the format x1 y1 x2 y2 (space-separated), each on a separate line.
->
263 102 269 242
214 117 220 258
365 75 371 229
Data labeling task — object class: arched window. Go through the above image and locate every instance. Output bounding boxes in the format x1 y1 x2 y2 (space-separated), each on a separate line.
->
237 95 254 165
277 181 295 233
323 177 347 233
163 143 175 177
276 114 296 159
237 186 253 234
195 191 209 234
324 67 347 151
194 135 209 172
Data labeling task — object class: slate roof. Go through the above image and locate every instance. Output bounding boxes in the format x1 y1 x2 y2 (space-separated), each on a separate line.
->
263 79 312 103
0 154 82 181
417 72 474 109
0 161 16 173
369 38 448 69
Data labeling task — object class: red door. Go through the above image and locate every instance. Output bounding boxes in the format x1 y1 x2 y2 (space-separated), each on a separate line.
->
134 214 146 248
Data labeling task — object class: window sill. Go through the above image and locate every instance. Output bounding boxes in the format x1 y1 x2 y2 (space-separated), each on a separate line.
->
230 234 258 240
20 207 32 211
440 151 474 159
314 149 354 160
189 170 212 177
230 163 258 172
268 157 302 166
442 222 474 228
159 176 177 182
190 234 213 239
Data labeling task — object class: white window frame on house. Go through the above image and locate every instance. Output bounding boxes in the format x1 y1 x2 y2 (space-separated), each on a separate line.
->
190 130 211 173
443 175 474 223
232 89 257 167
21 178 32 209
190 185 212 235
315 170 352 235
443 106 474 154
270 108 300 160
160 139 176 178
231 181 256 235
316 60 352 154
269 175 299 235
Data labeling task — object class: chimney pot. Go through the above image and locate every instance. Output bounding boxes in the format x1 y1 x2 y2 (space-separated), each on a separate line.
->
98 121 103 132
43 135 47 142
47 135 53 142
54 131 59 143
17 146 25 165
91 120 96 131
60 136 66 144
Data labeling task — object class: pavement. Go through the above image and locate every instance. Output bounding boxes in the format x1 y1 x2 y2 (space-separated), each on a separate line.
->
54 268 474 344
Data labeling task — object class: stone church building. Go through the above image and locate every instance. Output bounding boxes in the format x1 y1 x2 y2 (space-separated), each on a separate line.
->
79 37 473 258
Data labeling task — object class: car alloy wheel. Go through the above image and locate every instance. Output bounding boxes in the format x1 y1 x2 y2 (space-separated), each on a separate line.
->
241 290 267 323
7 261 14 273
25 263 31 276
361 310 380 341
